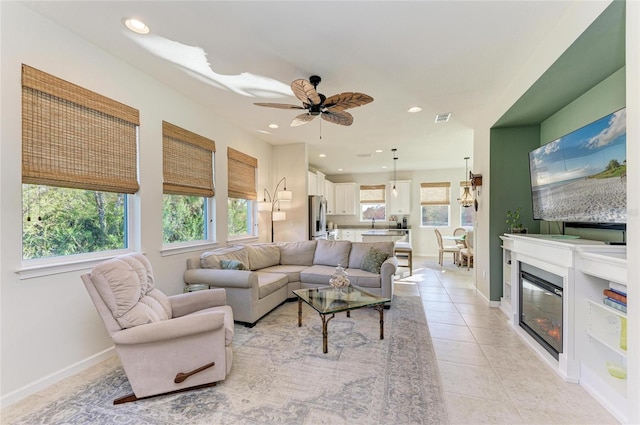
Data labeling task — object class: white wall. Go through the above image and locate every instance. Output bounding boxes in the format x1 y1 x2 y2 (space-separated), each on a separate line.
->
326 167 468 256
0 3 283 405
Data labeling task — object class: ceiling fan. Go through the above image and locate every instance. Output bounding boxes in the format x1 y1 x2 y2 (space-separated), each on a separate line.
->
254 75 373 127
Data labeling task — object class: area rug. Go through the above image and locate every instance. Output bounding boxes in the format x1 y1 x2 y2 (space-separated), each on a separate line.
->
8 295 449 425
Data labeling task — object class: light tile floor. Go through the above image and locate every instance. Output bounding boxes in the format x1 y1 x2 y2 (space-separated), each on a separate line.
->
2 257 620 425
395 256 619 425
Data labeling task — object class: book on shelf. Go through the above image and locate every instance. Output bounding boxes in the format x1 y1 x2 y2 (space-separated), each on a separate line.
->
608 281 627 295
603 288 627 305
603 297 627 313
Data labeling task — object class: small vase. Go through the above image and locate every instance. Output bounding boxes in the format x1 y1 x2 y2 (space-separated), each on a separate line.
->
329 264 350 292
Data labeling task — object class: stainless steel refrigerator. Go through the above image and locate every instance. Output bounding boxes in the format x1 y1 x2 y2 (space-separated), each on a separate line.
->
309 195 327 240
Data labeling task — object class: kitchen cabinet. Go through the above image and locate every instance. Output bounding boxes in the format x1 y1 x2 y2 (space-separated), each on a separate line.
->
307 171 318 195
316 171 325 199
325 180 335 214
338 229 356 242
333 182 356 215
388 180 411 215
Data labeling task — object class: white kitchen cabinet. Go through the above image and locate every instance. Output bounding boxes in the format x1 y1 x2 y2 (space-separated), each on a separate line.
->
325 180 335 215
338 229 356 242
388 180 411 215
333 182 356 215
316 171 325 199
307 171 318 195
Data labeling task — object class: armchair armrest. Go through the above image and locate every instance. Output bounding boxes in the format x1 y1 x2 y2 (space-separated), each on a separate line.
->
169 288 226 318
112 311 225 345
184 269 258 289
380 256 398 276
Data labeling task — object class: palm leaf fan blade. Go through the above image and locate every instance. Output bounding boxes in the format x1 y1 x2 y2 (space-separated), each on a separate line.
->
321 110 353 126
291 79 321 105
254 102 305 110
323 92 374 110
291 113 316 127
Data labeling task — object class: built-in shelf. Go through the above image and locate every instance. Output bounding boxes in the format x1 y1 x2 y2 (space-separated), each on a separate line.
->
585 299 627 357
499 234 628 423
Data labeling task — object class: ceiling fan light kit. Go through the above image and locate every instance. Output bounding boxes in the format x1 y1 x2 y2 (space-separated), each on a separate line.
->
254 75 373 127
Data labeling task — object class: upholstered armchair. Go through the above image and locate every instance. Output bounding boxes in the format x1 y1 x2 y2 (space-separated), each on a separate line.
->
81 253 234 404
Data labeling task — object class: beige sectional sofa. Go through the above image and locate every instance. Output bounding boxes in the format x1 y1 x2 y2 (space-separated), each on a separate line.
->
184 239 398 326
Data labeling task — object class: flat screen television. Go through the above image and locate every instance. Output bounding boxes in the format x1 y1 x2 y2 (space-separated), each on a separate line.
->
528 107 626 225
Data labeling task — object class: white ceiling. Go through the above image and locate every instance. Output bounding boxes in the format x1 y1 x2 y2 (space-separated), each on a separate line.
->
22 1 584 175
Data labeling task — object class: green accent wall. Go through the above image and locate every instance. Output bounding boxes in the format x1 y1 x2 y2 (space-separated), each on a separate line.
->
489 127 541 301
487 2 626 302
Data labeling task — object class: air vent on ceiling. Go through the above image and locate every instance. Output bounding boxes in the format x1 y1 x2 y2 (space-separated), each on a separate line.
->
435 112 451 123
356 153 372 158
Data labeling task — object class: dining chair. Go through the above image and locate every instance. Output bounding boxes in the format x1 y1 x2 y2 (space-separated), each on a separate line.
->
434 228 460 266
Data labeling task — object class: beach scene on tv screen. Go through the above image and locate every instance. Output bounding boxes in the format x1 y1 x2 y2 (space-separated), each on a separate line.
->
529 108 626 223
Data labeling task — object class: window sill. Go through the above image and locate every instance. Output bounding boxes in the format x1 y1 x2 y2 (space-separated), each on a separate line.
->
161 241 222 257
17 250 133 280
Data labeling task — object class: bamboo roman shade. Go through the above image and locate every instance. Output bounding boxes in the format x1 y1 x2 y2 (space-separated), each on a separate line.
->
21 64 140 194
227 147 257 200
162 121 216 197
420 182 451 205
360 184 386 204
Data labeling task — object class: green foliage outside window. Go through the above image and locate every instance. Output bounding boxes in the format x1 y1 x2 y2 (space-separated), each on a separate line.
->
22 184 126 260
421 205 450 227
162 194 206 244
228 198 251 237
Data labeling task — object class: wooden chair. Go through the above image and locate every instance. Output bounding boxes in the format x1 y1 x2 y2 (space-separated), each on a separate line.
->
434 229 460 266
459 230 474 270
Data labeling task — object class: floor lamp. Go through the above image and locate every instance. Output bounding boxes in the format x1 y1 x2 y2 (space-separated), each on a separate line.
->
257 177 292 242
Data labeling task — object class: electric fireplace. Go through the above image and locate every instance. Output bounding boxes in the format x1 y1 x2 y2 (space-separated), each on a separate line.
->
519 263 563 359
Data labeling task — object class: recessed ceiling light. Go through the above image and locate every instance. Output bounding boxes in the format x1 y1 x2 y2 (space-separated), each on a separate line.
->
382 165 387 169
257 130 270 134
408 106 422 113
338 168 343 171
268 123 279 129
435 112 452 123
375 149 383 153
319 153 326 158
123 18 150 34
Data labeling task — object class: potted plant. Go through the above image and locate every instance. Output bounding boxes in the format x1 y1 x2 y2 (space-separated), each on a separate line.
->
506 207 527 233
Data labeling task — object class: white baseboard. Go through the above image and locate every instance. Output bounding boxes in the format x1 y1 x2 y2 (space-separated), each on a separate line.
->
0 347 115 409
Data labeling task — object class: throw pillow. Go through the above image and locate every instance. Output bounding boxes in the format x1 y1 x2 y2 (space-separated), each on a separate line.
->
220 259 247 270
361 247 389 274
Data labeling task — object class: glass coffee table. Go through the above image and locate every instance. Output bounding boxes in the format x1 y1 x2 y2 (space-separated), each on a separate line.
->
292 286 391 353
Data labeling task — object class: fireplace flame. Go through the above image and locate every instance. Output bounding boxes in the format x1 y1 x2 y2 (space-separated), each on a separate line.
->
534 317 561 343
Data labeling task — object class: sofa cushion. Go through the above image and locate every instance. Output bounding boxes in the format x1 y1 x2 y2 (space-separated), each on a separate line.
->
255 272 289 299
220 259 247 270
201 245 249 269
348 242 395 269
245 244 281 271
313 239 351 267
300 265 338 286
278 240 317 266
361 247 389 274
344 268 382 289
260 265 308 285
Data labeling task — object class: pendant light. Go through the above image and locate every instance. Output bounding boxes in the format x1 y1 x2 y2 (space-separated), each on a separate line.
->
458 157 474 208
392 148 398 197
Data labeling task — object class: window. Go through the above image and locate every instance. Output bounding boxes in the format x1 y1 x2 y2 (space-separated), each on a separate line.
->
460 182 474 227
162 121 216 244
21 65 139 260
360 184 386 221
227 148 257 238
420 182 451 227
